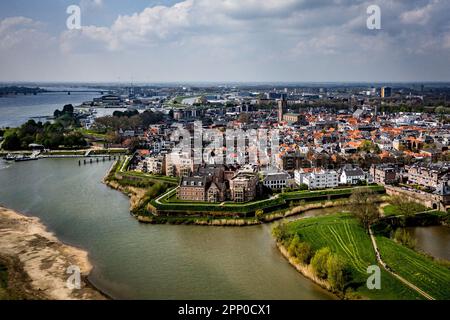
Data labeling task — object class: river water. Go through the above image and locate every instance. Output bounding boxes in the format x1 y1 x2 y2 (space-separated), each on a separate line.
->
0 159 335 299
407 226 450 261
0 92 101 128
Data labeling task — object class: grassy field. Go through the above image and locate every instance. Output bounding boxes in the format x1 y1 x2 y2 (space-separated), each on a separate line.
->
376 236 450 300
78 129 108 140
383 205 401 217
124 171 179 184
382 203 428 217
283 214 423 300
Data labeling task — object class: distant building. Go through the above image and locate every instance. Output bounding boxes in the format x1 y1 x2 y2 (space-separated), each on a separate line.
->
262 172 290 191
282 113 306 125
278 97 287 123
165 150 193 177
135 156 165 175
370 164 397 185
340 167 368 185
178 176 209 202
229 172 259 203
276 150 308 172
381 87 392 98
295 168 338 190
94 95 122 105
405 162 450 190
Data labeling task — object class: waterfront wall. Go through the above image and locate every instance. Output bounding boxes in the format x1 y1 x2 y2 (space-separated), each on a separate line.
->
385 186 450 211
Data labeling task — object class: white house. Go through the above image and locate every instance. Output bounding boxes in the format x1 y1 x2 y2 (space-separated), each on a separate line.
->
340 167 371 185
295 168 339 190
262 172 291 190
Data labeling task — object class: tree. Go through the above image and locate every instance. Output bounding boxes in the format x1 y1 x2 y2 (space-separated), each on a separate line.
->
272 223 289 244
311 247 331 279
296 241 313 264
288 234 301 256
62 104 74 115
390 196 426 217
2 132 21 150
348 188 380 233
298 184 309 191
326 254 348 291
359 140 381 154
238 113 251 124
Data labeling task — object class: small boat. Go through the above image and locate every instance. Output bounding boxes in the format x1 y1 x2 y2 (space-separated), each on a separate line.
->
13 155 39 162
4 154 16 161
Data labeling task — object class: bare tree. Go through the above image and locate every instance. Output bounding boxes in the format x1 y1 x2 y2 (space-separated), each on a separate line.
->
348 188 380 233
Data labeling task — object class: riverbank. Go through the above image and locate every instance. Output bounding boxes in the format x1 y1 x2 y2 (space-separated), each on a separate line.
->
276 243 338 298
0 206 107 300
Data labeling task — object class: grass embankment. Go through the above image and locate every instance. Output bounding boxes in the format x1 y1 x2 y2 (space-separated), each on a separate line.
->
275 213 423 300
104 159 177 217
42 150 86 156
382 203 428 217
151 185 385 217
376 210 450 232
90 149 128 155
376 236 450 300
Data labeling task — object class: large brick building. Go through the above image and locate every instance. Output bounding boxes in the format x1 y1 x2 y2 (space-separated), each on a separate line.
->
177 165 258 203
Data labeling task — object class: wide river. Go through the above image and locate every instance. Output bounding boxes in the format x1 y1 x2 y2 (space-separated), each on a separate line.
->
0 92 101 128
0 159 335 299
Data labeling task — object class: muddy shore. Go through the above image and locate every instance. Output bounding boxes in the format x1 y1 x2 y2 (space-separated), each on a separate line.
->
0 206 107 300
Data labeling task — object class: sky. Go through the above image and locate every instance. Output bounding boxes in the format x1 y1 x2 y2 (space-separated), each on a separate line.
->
0 0 450 83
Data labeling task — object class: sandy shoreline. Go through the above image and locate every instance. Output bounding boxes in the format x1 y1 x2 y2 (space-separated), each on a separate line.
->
0 205 107 300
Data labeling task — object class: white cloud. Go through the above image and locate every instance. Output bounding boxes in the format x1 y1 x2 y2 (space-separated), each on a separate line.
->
400 2 434 25
61 0 195 52
80 0 104 9
0 16 52 50
2 0 450 81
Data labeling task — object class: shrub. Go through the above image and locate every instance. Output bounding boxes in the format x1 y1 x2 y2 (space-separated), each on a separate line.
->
393 228 416 249
272 223 289 243
326 253 348 291
288 235 301 256
296 241 313 264
311 247 331 279
255 209 264 220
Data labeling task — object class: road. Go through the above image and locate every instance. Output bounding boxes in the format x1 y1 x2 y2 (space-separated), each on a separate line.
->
368 227 435 300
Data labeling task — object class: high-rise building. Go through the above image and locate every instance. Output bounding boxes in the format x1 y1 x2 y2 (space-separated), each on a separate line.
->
381 86 392 98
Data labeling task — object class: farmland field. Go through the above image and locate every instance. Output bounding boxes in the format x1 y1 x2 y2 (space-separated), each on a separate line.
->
283 214 423 300
376 236 450 300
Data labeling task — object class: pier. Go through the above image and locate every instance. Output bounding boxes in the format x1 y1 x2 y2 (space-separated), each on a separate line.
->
78 155 121 166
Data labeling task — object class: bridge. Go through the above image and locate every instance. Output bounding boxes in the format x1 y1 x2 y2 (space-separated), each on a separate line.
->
48 90 113 95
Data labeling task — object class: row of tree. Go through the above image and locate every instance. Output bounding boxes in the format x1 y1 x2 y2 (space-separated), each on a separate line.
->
2 104 87 150
94 110 164 131
2 120 87 150
273 225 350 292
